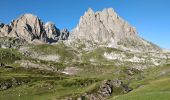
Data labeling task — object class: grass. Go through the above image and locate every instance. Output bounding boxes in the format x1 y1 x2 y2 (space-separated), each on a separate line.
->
81 47 119 65
0 37 26 48
0 76 101 100
111 77 170 100
29 42 79 62
0 42 168 100
0 60 102 100
110 64 170 100
0 48 22 64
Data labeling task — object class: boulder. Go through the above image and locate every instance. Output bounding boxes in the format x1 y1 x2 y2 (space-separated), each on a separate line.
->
98 79 132 97
80 79 132 100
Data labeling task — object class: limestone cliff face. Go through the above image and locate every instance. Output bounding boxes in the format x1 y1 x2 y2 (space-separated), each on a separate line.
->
0 14 69 43
0 23 12 37
0 9 161 52
70 8 161 52
9 14 46 42
45 22 60 43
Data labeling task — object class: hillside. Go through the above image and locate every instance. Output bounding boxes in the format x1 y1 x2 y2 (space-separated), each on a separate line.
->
0 8 170 100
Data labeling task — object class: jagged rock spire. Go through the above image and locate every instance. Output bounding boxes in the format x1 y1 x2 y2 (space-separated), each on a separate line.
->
0 14 69 43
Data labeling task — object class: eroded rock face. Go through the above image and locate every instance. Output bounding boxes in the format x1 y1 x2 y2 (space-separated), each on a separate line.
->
9 14 45 42
0 9 162 52
99 79 132 96
70 79 132 100
45 22 60 43
0 24 12 37
0 14 70 44
60 29 69 40
71 8 136 43
70 8 161 52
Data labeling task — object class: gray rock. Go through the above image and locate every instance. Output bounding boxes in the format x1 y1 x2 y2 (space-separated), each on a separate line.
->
0 24 12 37
9 14 46 42
0 37 26 49
0 23 4 28
45 22 60 43
98 79 126 97
0 14 69 44
60 29 69 40
70 8 161 52
0 78 30 90
82 79 132 100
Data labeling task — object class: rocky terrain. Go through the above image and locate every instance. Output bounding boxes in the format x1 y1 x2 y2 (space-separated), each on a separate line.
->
0 14 69 44
70 8 161 52
0 8 170 100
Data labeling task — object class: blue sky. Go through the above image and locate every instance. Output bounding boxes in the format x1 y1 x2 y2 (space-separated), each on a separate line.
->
0 0 169 49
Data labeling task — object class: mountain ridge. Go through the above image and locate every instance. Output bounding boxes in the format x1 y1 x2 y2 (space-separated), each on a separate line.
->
0 8 162 52
70 8 161 52
0 8 170 100
0 13 69 44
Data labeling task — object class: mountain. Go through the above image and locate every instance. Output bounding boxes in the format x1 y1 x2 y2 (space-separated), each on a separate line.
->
0 9 161 52
0 14 69 43
0 8 170 100
70 8 161 52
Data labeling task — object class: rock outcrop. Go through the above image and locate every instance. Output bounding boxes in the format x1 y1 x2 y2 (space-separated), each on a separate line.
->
60 29 69 40
70 8 161 52
0 78 30 90
88 79 131 99
45 22 60 43
0 14 69 43
9 14 46 42
0 23 12 37
67 79 132 100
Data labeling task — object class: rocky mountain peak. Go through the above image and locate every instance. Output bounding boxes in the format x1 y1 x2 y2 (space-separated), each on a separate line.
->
70 8 160 52
19 14 39 21
0 9 161 52
85 8 95 15
0 14 69 43
9 13 45 42
72 8 137 40
45 22 60 42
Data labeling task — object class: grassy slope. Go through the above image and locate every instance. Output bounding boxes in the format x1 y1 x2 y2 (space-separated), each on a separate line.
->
111 64 170 100
0 44 169 100
112 77 170 100
0 63 101 100
29 42 79 62
0 45 120 100
0 77 100 100
0 48 22 64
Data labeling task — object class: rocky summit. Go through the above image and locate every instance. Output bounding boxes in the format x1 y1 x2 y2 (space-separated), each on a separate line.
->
0 8 161 52
0 14 69 43
70 8 161 52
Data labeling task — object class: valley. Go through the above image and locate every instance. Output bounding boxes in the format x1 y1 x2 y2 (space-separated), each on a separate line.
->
0 8 170 100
